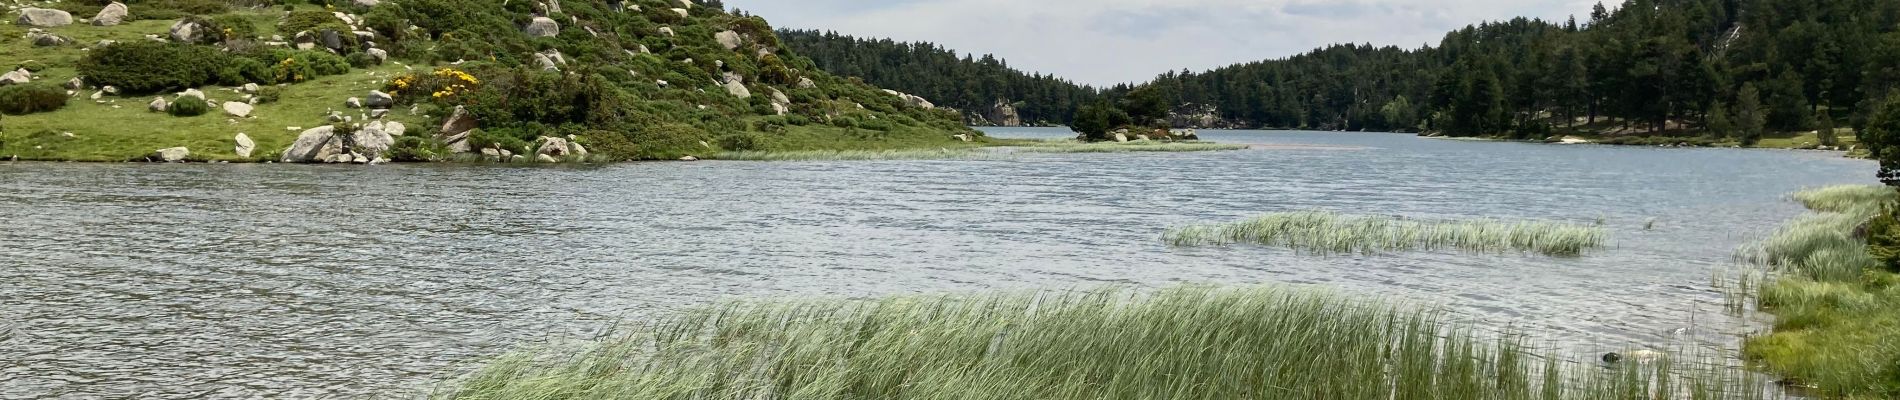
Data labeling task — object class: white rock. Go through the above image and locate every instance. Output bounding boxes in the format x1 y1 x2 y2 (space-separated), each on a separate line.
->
283 126 344 163
671 8 689 18
91 2 128 26
345 97 363 108
234 133 256 157
148 97 169 112
153 147 190 162
658 27 675 37
714 30 742 50
222 102 253 118
16 8 73 27
722 80 751 98
365 90 394 108
0 69 31 86
536 154 559 163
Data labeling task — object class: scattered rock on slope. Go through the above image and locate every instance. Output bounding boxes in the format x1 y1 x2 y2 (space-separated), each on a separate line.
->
92 2 128 26
16 8 73 27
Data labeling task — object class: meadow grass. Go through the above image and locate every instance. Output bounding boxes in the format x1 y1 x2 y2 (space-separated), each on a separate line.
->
1738 185 1900 398
434 284 1777 400
1162 211 1609 257
1008 139 1251 153
711 148 1005 161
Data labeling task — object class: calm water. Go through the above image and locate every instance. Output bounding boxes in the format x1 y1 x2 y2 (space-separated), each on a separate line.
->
0 129 1876 398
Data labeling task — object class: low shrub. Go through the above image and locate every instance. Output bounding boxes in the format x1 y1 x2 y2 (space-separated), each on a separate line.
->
78 42 229 94
265 50 351 84
280 10 341 34
253 87 283 104
0 84 70 115
715 132 765 151
167 96 209 117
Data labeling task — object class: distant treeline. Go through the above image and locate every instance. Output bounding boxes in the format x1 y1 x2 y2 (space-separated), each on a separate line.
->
783 0 1900 141
777 29 1101 125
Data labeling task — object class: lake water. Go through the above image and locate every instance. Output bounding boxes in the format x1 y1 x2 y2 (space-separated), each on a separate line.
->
0 128 1876 398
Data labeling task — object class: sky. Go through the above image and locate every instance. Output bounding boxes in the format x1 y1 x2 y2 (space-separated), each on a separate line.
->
723 0 1604 87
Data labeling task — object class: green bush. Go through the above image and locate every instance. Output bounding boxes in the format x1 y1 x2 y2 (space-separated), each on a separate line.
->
0 84 69 115
167 96 209 117
345 52 379 68
280 10 341 34
716 132 765 151
254 87 283 104
1868 207 1900 273
79 42 229 94
265 50 351 83
207 14 260 42
388 136 446 162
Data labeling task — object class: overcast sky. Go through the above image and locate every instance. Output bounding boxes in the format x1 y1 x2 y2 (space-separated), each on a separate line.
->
724 0 1604 86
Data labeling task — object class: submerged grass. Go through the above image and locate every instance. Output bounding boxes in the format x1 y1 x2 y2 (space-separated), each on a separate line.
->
436 284 1776 400
1163 211 1609 256
711 148 1006 161
1011 139 1251 153
1739 185 1900 398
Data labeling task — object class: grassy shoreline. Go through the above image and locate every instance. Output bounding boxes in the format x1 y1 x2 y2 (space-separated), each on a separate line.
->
1164 211 1609 257
1735 185 1900 398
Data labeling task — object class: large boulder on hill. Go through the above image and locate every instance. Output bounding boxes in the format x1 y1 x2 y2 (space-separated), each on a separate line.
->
222 102 253 118
1 69 32 86
797 77 817 89
92 3 129 26
364 91 394 108
170 20 202 43
525 17 560 38
16 8 73 27
714 31 743 50
722 80 750 99
437 106 477 153
282 126 345 163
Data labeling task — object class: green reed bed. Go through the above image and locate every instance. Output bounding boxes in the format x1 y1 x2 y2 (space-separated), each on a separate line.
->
1163 211 1609 256
435 285 1775 400
1737 185 1900 398
712 148 1007 161
1012 140 1251 153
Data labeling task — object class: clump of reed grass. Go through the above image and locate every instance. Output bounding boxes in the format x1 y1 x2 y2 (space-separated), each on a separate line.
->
1791 185 1897 214
1013 140 1250 153
436 285 1777 400
1737 185 1892 282
1162 211 1609 256
711 148 1006 161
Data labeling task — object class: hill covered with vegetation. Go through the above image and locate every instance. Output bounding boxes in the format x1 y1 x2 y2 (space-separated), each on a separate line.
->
0 0 977 162
777 29 1100 127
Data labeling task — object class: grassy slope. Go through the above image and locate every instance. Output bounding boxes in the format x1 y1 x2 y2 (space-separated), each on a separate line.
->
0 5 978 162
0 14 428 162
1739 186 1900 398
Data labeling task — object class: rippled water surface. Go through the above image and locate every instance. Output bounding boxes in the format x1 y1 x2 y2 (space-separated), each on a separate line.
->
0 129 1877 398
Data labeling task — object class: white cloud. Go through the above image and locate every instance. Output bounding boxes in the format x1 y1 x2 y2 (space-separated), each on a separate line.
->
725 0 1601 86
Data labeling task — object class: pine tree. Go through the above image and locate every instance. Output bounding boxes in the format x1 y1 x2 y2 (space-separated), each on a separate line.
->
1737 84 1768 145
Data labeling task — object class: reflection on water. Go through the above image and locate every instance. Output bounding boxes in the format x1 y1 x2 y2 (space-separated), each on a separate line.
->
0 128 1875 398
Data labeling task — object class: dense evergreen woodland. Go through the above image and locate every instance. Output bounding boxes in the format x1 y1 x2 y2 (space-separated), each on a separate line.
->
780 0 1900 146
777 29 1100 125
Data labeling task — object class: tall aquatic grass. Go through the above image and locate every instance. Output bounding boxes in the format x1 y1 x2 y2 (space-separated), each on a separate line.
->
712 148 1006 161
1163 211 1610 256
435 285 1777 400
1013 140 1250 153
1737 185 1895 282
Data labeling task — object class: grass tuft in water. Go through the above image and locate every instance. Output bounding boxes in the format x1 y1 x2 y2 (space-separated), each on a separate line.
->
1791 185 1898 214
434 285 1777 400
711 148 1006 161
1162 211 1609 256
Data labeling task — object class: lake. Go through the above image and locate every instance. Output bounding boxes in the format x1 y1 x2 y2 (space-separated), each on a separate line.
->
0 128 1875 398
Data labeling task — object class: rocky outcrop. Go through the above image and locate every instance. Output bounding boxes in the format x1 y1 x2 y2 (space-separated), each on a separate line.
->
282 126 345 163
16 8 73 27
882 89 935 109
1166 104 1237 129
536 136 571 159
436 106 477 153
352 123 396 161
525 17 560 38
722 80 751 98
92 3 128 26
796 77 817 89
234 133 256 158
984 100 1022 127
